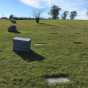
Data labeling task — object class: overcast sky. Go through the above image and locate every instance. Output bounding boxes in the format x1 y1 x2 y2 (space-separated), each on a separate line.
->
0 0 88 19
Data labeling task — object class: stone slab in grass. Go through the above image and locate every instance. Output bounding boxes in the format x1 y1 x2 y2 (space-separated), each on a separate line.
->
46 77 70 85
13 37 31 52
35 43 48 46
45 74 71 85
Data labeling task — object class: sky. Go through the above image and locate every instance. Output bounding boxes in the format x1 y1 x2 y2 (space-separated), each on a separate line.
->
0 0 88 19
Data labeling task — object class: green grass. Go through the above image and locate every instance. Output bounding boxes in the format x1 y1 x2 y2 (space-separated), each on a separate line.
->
0 19 88 88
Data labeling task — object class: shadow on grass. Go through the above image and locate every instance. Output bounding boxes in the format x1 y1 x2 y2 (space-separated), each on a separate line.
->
73 41 83 44
8 31 20 34
44 73 69 78
14 49 45 62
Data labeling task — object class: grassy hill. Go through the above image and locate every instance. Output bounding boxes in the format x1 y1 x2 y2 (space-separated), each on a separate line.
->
0 20 88 88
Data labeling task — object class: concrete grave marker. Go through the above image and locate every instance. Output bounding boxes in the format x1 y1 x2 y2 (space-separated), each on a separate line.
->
13 37 31 52
8 24 17 32
8 24 20 33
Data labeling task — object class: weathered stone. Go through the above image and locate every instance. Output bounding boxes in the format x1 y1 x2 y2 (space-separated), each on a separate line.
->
13 37 31 52
46 77 70 85
45 74 70 85
8 24 18 33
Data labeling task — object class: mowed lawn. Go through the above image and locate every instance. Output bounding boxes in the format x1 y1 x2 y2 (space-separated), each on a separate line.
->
0 20 88 88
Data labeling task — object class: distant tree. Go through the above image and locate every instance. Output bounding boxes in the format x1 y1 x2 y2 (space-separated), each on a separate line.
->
50 5 61 19
35 12 40 24
33 9 43 24
62 11 68 20
9 14 16 24
70 11 77 20
1 17 8 20
86 9 88 16
9 14 14 19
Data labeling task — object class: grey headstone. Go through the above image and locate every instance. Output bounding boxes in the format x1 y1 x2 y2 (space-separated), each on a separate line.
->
13 37 31 52
8 24 18 33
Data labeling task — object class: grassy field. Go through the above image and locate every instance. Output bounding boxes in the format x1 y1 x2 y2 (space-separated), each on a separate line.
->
0 19 88 88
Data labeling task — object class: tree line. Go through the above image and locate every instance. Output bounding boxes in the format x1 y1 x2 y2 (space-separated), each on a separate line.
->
50 5 77 20
2 5 78 24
